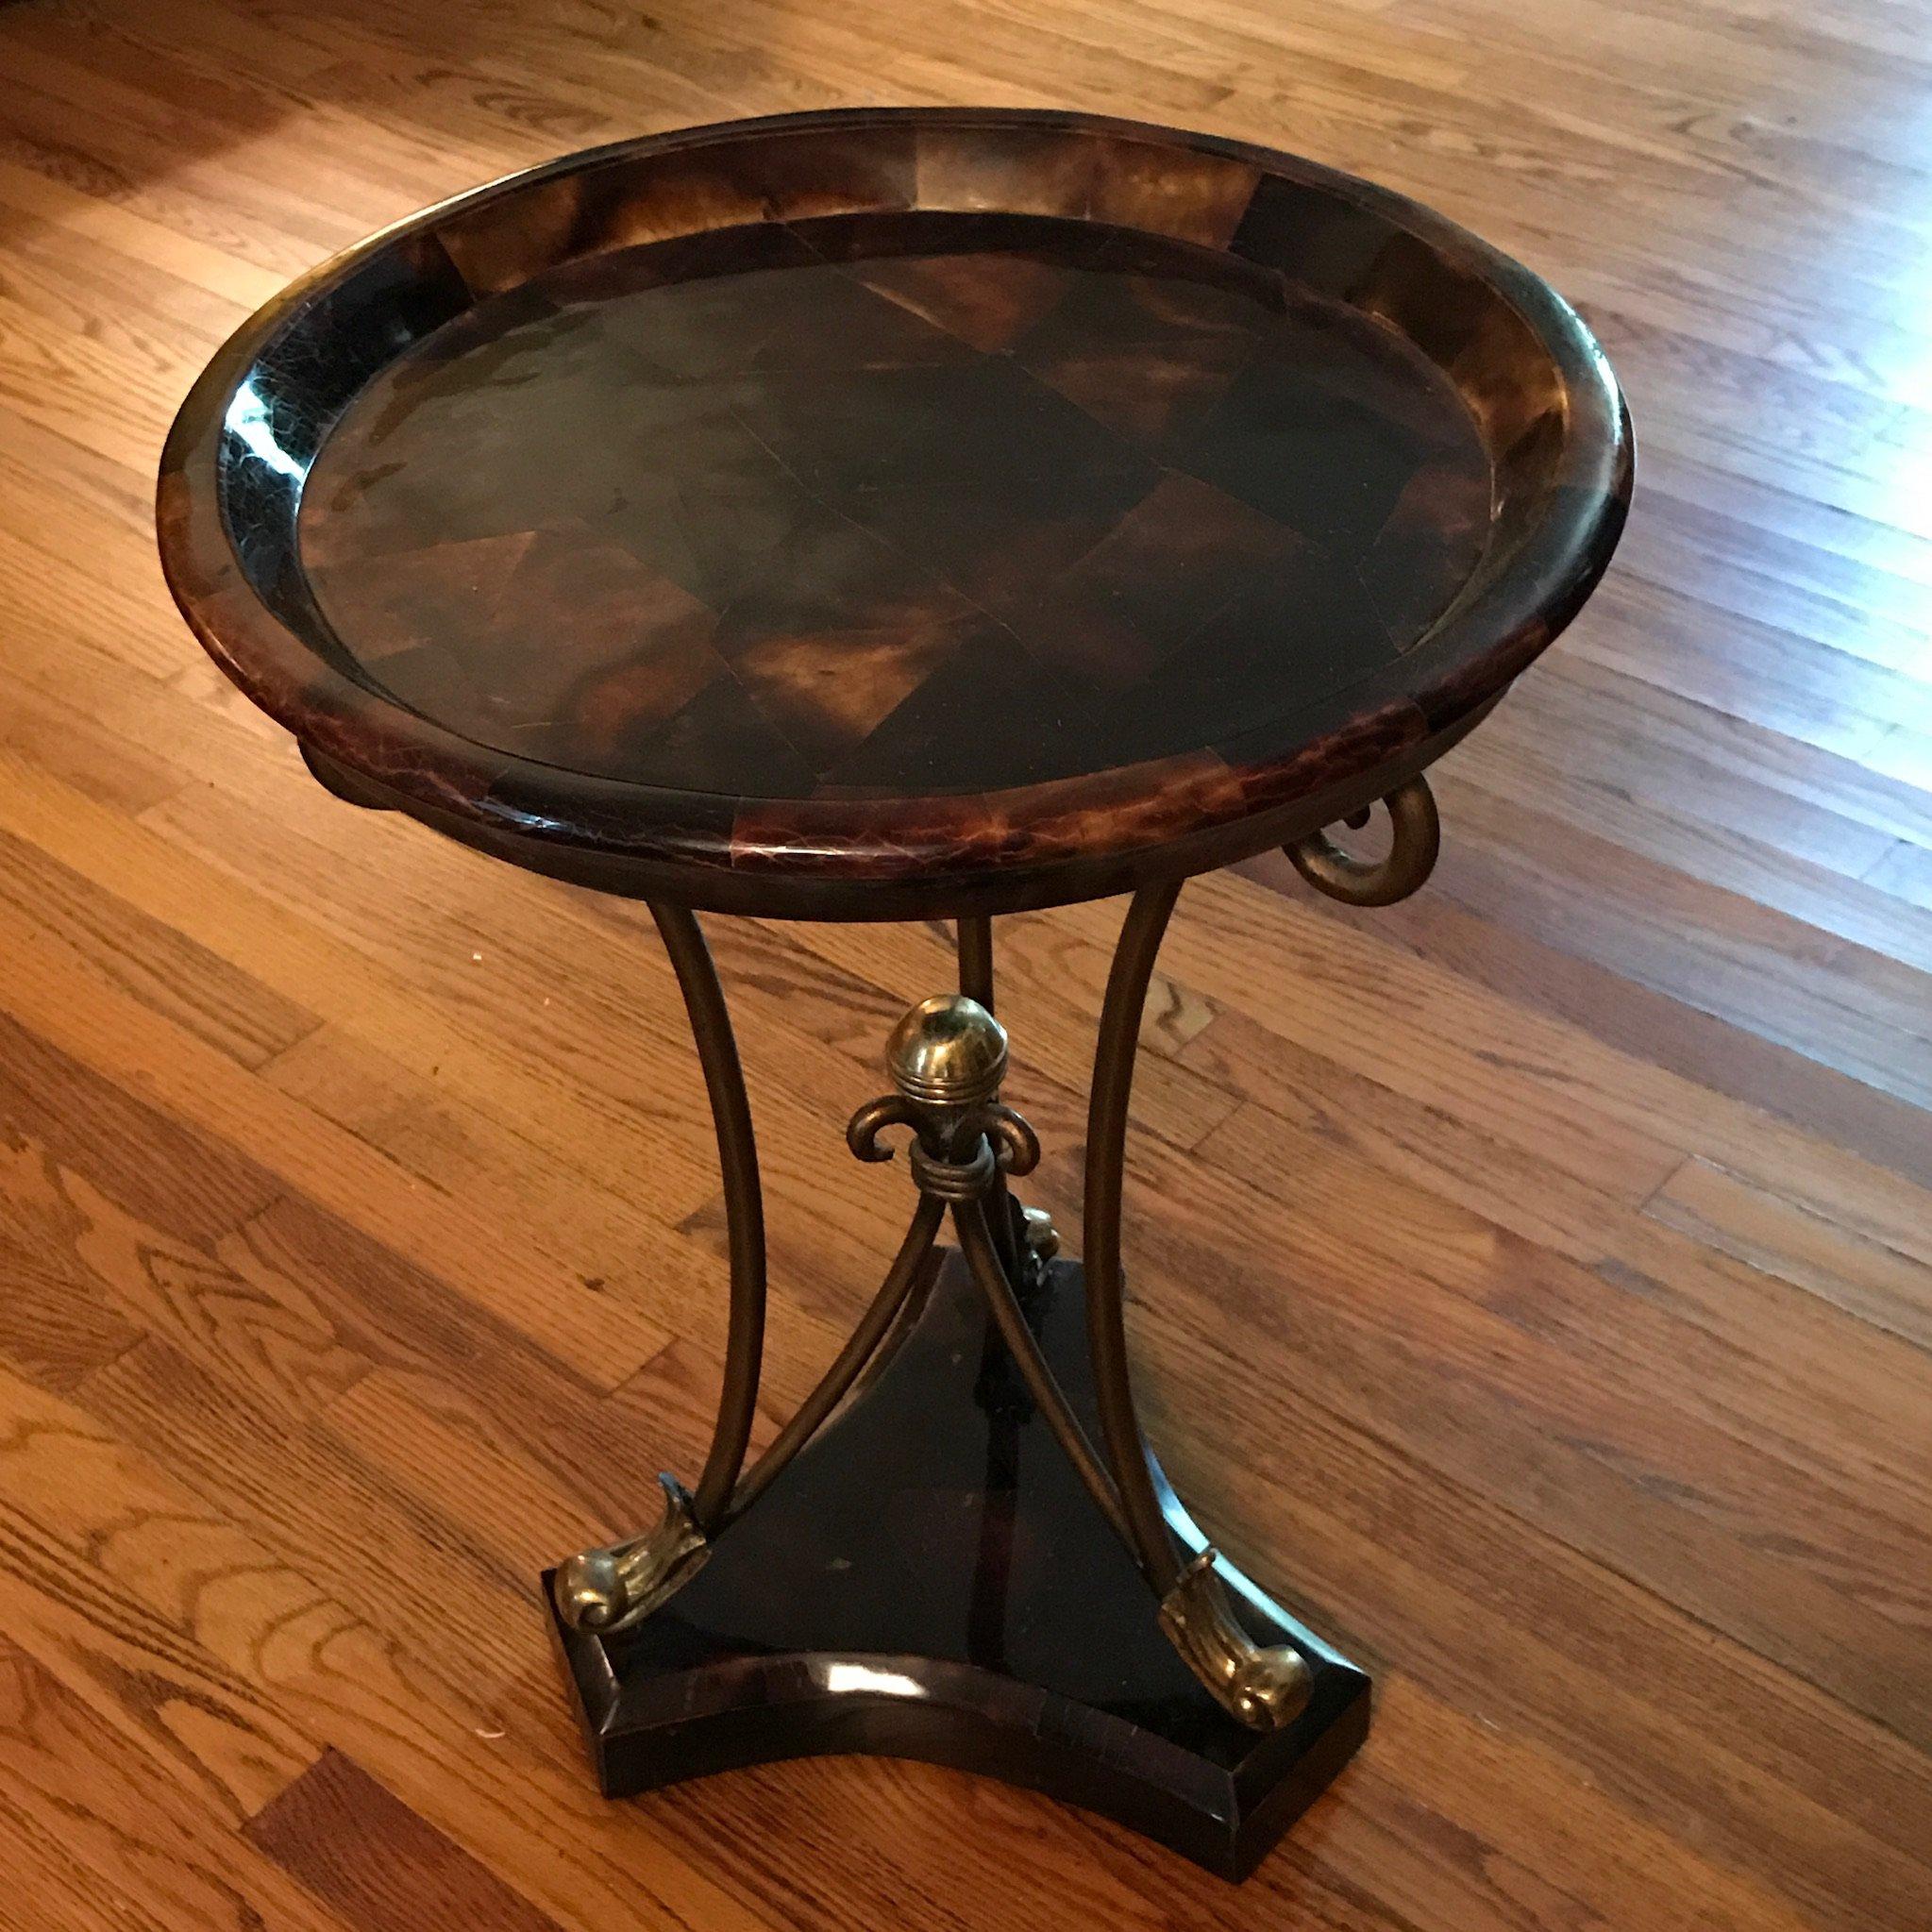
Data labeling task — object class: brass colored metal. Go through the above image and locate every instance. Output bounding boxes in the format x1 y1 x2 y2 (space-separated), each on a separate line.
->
955 916 996 1012
1022 1204 1061 1262
852 993 1038 1204
952 1199 1137 1548
908 1134 1000 1201
850 1092 1039 1195
968 1102 1039 1177
856 993 1131 1545
1157 1549 1314 1730
553 1473 711 1636
953 916 1024 1278
1288 774 1440 906
1084 882 1191 1595
885 994 1009 1107
647 901 765 1529
1084 885 1316 1732
724 1196 946 1522
847 1092 922 1164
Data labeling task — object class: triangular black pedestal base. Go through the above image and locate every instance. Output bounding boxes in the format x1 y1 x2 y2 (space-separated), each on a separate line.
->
545 1249 1369 1880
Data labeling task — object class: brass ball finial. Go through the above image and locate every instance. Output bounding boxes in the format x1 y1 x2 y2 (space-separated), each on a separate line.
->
885 995 1008 1107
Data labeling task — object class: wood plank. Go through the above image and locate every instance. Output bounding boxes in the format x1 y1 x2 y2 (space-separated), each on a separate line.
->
0 1127 150 1393
1176 1005 1932 1505
1866 838 1932 909
0 1639 344 1932
0 851 674 1387
0 826 317 1069
246 1750 568 1932
1647 1156 1932 1352
0 1499 321 1823
0 1354 783 1932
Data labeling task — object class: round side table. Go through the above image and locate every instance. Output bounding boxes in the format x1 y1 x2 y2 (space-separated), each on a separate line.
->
158 107 1630 1882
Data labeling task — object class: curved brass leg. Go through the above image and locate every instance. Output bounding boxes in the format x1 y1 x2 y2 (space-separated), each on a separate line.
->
649 900 768 1527
1082 883 1311 1730
723 1195 944 1522
553 901 765 1635
556 919 966 1636
1082 882 1188 1588
953 1196 1135 1548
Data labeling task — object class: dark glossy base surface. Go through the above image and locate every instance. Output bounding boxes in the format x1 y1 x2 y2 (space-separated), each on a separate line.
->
544 1249 1369 1880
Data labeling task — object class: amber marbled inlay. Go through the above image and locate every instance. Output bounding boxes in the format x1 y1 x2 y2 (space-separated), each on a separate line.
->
297 210 1493 799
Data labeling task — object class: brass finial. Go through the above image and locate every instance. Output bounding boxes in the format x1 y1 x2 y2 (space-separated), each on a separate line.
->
885 995 1008 1108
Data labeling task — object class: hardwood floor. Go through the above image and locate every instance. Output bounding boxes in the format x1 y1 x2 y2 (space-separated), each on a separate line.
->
1 0 1929 1924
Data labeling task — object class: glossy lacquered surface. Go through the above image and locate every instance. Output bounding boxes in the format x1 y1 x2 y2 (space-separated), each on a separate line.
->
300 214 1489 796
158 108 1631 916
547 1251 1370 1879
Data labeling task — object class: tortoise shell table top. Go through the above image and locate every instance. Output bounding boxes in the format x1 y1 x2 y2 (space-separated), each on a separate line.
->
158 108 1631 919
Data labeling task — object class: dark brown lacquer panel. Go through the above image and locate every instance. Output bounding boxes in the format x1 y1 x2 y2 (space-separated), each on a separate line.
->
158 109 1631 919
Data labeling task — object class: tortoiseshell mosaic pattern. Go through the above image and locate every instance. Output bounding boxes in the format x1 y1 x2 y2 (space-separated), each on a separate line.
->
299 213 1491 798
158 109 1631 916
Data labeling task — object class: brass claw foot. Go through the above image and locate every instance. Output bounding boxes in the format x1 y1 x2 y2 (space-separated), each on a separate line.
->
1158 1548 1313 1730
553 1472 710 1636
1021 1203 1060 1262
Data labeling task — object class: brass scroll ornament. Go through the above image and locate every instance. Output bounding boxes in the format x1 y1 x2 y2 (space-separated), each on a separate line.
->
1288 774 1439 907
1158 1548 1313 1730
552 1472 710 1637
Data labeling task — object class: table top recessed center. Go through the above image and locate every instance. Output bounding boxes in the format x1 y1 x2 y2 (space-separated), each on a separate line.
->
298 211 1491 801
159 109 1631 917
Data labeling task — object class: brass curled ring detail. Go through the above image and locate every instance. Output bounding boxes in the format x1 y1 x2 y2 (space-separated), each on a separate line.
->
1287 775 1440 907
847 1094 919 1164
908 1135 1000 1201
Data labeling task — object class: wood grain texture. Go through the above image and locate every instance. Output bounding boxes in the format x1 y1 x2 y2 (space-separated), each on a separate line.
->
246 1750 572 1932
0 0 1928 1925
